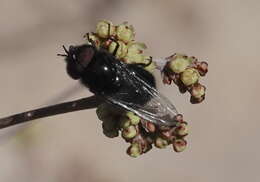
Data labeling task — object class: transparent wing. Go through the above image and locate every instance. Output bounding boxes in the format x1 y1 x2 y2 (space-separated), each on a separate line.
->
104 61 179 126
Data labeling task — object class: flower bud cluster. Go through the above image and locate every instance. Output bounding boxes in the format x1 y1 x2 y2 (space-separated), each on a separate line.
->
86 20 208 157
96 103 188 157
84 20 156 73
162 54 208 104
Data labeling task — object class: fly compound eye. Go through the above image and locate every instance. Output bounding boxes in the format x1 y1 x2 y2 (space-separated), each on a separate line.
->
78 46 95 68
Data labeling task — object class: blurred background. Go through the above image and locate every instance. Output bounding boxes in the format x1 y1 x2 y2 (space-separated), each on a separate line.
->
0 0 259 181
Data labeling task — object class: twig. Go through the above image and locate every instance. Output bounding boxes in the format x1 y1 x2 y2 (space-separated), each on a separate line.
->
0 95 103 130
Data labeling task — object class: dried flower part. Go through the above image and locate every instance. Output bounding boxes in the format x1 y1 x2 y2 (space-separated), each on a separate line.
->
144 121 156 133
195 61 208 76
116 22 135 43
96 20 115 38
173 139 187 152
127 143 141 157
175 114 184 122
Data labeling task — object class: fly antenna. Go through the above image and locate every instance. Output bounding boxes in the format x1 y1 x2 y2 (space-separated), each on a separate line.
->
62 45 69 54
57 45 69 57
57 54 67 57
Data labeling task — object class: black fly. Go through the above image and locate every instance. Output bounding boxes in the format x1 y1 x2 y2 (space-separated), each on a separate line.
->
58 36 178 126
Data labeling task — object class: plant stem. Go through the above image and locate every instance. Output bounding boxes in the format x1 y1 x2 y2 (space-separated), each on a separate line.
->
0 95 103 130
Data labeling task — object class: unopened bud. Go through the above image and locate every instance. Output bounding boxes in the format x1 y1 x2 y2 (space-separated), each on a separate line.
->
173 139 187 152
181 68 200 86
96 20 115 38
127 42 147 55
119 117 131 129
85 33 101 47
175 122 188 136
155 137 169 148
109 40 127 59
127 143 141 157
116 22 135 43
122 125 137 139
190 83 206 99
126 112 140 125
168 54 192 73
124 54 145 64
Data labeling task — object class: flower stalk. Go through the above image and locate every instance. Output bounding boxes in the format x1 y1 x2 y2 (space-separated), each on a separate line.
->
0 96 103 129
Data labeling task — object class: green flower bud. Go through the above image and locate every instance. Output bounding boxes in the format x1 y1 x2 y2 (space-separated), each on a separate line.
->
173 139 187 152
127 42 147 55
175 122 188 136
124 42 147 64
155 137 169 148
190 83 206 99
96 20 115 38
127 143 141 157
85 33 102 47
181 68 200 86
168 54 192 73
144 57 156 72
119 116 131 129
109 40 127 59
125 54 147 65
116 22 135 43
190 95 205 104
126 112 140 125
122 125 137 139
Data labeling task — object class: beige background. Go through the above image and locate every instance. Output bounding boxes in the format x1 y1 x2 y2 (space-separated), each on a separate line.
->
0 0 259 181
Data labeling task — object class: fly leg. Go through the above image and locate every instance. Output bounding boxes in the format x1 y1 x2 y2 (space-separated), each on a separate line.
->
107 37 120 56
84 32 97 48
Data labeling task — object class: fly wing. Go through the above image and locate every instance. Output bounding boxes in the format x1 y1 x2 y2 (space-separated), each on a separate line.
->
104 61 179 126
